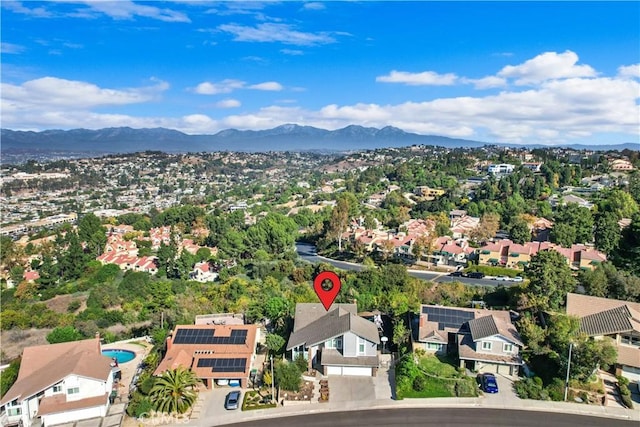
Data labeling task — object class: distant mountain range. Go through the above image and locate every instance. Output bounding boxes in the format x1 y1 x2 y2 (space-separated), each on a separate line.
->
2 125 638 159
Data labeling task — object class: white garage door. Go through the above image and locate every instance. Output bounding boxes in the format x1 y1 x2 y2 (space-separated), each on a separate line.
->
326 366 342 375
341 367 371 376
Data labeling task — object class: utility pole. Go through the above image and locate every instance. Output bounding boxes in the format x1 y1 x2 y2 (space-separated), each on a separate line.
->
270 355 275 404
563 342 573 401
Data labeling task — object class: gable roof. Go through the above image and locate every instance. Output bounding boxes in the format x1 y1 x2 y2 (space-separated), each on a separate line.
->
287 305 380 350
468 315 523 346
580 305 640 336
566 292 640 318
0 337 112 406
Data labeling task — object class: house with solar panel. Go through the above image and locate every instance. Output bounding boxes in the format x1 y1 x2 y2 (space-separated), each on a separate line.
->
286 303 380 376
566 293 640 385
415 305 523 376
155 324 259 388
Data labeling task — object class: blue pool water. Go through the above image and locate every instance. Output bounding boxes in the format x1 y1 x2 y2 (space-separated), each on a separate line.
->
102 349 136 364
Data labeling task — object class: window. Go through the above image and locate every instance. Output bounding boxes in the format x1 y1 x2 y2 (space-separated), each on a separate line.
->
326 337 342 350
427 343 442 351
481 341 492 351
53 385 62 393
358 337 366 355
67 387 80 395
621 335 640 347
7 407 22 417
503 343 514 353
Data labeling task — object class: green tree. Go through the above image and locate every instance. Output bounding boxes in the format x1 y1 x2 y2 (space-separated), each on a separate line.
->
554 203 593 244
603 189 639 219
46 326 83 344
0 357 20 398
274 360 302 392
265 333 286 355
578 266 609 298
78 213 107 258
525 250 576 312
550 223 576 247
149 367 200 414
615 212 640 275
594 211 621 255
509 217 531 244
327 197 350 252
58 232 85 280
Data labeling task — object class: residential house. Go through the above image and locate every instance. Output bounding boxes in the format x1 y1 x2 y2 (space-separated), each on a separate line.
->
414 186 446 199
609 159 634 171
414 305 523 375
450 214 480 239
0 337 114 427
566 293 640 384
155 324 259 388
287 303 380 376
429 236 474 266
476 240 606 271
488 164 515 175
190 261 218 282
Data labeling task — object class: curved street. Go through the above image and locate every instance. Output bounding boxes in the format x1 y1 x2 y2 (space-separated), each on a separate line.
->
295 242 509 287
219 408 635 427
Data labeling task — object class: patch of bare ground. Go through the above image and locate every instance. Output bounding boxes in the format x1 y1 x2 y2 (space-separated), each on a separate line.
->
1 328 52 362
44 292 88 314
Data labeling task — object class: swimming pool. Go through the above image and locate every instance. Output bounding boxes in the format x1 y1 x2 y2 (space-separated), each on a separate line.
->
102 349 136 364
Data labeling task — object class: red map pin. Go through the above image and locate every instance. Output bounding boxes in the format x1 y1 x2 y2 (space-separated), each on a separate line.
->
313 271 342 311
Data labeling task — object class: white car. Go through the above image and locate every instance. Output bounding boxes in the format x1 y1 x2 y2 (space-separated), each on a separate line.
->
510 276 524 282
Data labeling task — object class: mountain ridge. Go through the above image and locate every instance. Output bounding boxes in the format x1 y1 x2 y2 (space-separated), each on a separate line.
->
2 125 638 157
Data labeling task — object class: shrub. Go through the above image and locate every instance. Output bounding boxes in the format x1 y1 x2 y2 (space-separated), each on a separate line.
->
412 375 428 391
67 300 81 312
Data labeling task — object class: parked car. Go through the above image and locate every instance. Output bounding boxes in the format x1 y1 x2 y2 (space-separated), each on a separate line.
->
225 390 241 410
450 271 463 277
467 272 485 279
494 276 509 281
510 276 524 282
480 373 499 393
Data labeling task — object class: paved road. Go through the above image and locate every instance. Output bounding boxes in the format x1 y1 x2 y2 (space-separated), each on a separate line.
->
295 242 509 287
219 408 635 427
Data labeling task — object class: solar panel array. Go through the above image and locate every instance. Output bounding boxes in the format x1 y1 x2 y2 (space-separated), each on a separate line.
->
422 306 474 330
173 328 248 345
197 358 247 373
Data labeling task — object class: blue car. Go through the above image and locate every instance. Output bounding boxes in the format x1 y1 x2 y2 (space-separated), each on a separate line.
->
224 390 241 410
481 373 499 393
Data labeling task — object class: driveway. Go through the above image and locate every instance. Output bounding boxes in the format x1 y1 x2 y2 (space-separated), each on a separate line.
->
479 373 522 406
329 376 376 402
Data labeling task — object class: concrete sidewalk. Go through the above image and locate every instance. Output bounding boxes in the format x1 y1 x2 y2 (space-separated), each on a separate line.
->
183 393 639 427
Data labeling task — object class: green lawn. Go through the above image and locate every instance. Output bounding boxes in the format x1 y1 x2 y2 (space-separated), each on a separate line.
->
396 354 479 399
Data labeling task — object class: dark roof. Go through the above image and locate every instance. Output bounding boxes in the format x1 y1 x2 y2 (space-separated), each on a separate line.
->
287 306 380 350
468 316 499 341
320 348 379 368
580 305 635 336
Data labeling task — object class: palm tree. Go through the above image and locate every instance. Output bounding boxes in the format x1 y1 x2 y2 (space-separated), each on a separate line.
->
149 367 200 414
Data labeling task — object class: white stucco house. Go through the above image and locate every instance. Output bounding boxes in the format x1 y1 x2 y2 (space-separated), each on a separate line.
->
287 303 380 376
0 336 114 427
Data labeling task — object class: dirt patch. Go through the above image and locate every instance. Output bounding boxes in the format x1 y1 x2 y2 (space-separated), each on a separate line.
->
1 328 52 362
44 293 88 314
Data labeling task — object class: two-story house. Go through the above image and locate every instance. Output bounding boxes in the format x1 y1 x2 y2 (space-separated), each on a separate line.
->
0 336 114 427
566 293 640 385
415 305 523 376
287 303 380 376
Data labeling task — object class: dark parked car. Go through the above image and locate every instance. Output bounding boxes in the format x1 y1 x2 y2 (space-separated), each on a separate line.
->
467 272 485 279
449 271 463 277
480 373 499 393
225 390 241 410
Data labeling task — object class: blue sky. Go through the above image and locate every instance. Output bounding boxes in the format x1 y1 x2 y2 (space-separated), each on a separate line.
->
1 1 639 145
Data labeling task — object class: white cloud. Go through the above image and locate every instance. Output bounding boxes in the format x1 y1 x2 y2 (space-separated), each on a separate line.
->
73 1 191 22
193 79 245 95
498 50 597 85
376 70 457 86
303 2 326 10
618 63 640 79
0 42 25 54
462 76 506 89
1 1 52 17
218 23 336 46
280 49 304 56
249 81 283 91
2 76 168 109
216 99 241 108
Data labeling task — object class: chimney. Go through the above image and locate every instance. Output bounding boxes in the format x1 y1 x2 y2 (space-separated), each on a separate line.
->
96 331 101 351
166 336 172 352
